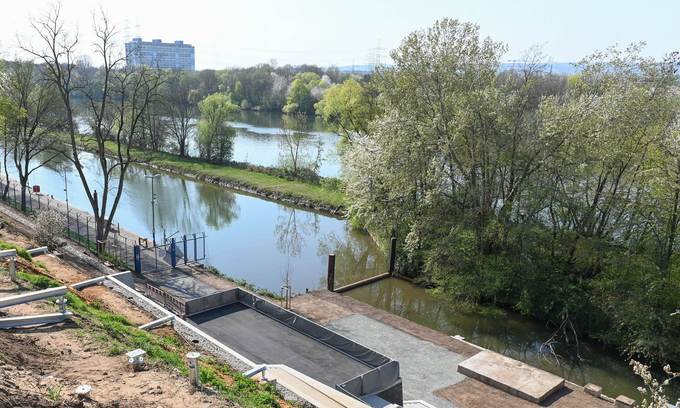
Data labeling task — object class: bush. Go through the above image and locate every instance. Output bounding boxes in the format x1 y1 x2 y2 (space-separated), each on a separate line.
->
34 208 65 250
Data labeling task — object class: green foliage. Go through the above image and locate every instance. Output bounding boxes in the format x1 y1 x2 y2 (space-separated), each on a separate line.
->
344 18 680 364
0 241 32 261
283 72 324 114
16 271 60 289
315 78 377 142
197 93 239 162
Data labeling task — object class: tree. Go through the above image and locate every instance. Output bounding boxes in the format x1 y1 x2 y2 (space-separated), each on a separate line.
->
278 112 321 178
163 71 200 157
283 72 322 114
315 78 378 143
197 93 239 162
0 60 62 211
23 5 163 252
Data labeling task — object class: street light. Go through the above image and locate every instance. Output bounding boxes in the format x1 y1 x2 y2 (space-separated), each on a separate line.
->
145 174 159 246
62 164 70 222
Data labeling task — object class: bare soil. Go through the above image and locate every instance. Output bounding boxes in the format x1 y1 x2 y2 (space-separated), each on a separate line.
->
0 231 231 407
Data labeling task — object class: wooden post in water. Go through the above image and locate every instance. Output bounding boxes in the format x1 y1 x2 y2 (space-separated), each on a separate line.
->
327 254 336 292
389 236 397 275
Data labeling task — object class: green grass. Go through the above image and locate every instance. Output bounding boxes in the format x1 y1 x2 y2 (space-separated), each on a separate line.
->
145 150 345 208
205 266 283 300
0 241 32 261
62 134 345 210
16 270 283 407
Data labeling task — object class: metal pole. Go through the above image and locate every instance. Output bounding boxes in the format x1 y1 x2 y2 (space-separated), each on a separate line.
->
327 254 336 292
64 169 69 222
76 214 81 243
193 233 197 261
145 174 158 246
183 235 188 264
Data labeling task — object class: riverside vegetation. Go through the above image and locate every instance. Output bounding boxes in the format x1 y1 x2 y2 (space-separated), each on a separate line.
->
1 3 679 394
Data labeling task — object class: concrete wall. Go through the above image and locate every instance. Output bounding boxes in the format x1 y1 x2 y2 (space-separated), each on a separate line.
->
184 288 238 317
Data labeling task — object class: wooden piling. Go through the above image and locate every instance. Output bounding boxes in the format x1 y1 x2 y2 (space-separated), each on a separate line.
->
327 254 336 292
388 236 397 274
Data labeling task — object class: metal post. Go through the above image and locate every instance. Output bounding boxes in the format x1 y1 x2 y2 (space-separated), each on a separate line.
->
29 192 33 212
389 236 397 274
38 195 41 210
86 218 90 245
327 254 336 292
76 214 81 243
202 232 205 259
183 235 188 264
145 174 158 246
193 233 197 261
63 168 69 222
133 245 142 273
186 352 201 388
170 238 176 268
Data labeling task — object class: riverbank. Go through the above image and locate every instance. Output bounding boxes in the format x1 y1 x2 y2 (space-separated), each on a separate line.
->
64 135 346 217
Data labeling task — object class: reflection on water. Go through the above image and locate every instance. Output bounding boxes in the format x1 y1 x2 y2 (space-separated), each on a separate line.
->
228 111 341 178
347 278 648 400
16 150 377 295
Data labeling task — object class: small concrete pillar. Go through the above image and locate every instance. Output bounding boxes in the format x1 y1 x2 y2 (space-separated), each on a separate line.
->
126 349 147 372
615 395 635 407
8 257 15 282
56 296 68 313
186 351 201 388
584 383 602 398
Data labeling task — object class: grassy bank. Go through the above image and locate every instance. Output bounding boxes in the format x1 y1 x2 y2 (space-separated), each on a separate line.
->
15 267 284 407
64 135 346 213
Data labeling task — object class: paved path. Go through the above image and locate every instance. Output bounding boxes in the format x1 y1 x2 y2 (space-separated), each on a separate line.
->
327 314 465 408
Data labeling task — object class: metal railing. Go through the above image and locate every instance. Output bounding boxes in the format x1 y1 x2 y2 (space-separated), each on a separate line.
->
145 283 186 316
0 179 205 274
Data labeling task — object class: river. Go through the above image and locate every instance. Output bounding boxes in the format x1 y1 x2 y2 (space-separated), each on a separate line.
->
7 114 655 400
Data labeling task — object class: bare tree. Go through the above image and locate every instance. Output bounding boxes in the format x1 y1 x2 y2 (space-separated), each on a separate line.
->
163 71 199 157
23 5 163 251
278 112 322 177
0 60 62 210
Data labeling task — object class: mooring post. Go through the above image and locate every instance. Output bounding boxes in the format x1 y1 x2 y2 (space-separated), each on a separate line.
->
327 253 336 292
186 352 201 388
389 236 397 275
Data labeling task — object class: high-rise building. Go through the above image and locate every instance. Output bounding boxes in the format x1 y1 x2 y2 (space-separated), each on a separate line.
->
125 38 195 71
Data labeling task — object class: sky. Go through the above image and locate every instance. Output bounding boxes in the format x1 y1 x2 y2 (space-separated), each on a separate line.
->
0 0 677 70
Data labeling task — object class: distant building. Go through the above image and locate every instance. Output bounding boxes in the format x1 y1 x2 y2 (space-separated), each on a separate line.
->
125 38 195 71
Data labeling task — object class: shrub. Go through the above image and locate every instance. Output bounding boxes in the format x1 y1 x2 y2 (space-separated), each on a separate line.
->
34 208 65 250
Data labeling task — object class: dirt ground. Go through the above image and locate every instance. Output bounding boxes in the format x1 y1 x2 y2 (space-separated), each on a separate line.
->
436 378 613 408
0 231 231 407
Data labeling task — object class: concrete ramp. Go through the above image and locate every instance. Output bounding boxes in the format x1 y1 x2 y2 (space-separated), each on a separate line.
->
457 350 564 403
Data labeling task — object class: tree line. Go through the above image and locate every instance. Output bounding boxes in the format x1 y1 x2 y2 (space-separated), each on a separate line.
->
319 19 680 367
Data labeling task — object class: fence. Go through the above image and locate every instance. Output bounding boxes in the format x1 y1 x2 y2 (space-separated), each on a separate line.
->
0 179 205 273
145 283 186 316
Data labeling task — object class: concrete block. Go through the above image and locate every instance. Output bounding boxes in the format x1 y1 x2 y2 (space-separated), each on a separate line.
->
457 350 564 403
584 383 603 397
615 395 635 407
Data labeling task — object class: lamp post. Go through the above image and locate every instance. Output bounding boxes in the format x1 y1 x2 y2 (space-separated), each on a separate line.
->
62 165 70 222
145 174 159 246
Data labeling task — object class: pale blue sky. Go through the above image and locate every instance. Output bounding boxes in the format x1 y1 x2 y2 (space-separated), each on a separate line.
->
0 0 677 69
